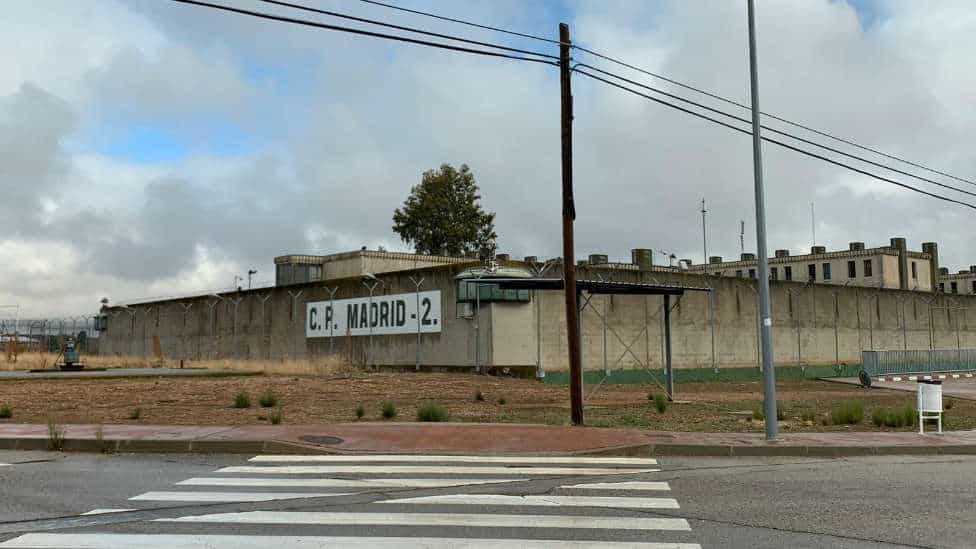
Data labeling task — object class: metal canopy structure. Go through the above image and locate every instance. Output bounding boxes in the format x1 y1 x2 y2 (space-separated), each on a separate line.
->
465 276 710 421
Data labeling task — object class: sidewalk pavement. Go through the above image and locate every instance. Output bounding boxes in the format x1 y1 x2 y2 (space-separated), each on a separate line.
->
1 422 975 457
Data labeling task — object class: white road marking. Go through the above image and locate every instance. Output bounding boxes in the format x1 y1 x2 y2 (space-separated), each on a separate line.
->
908 376 918 381
80 509 134 516
0 534 701 548
952 374 961 379
0 463 9 467
892 377 903 382
562 481 670 491
160 511 691 531
128 491 353 502
177 477 523 488
218 465 658 476
383 494 681 510
249 455 658 465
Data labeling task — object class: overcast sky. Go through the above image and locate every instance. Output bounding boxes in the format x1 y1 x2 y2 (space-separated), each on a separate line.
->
2 0 975 317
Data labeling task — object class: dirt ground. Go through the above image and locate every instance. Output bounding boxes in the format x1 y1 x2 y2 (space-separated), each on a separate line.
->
1 370 973 432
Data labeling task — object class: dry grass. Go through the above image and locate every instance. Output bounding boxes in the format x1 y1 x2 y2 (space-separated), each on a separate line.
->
2 352 353 377
1 370 974 432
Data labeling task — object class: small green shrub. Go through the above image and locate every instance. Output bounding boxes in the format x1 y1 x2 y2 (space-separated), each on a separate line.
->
776 401 786 421
945 399 954 411
381 401 397 419
871 405 915 428
233 390 251 409
47 418 65 451
355 404 365 419
0 404 12 419
259 389 279 408
475 390 485 402
128 407 141 420
830 400 864 425
269 407 283 425
652 393 668 414
95 425 111 454
497 396 507 405
417 401 449 422
752 403 765 421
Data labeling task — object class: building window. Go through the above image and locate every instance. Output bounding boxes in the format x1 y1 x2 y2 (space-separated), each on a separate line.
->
807 264 816 281
911 261 917 280
847 260 856 279
456 280 530 304
735 270 743 278
784 266 793 281
770 267 778 280
972 281 976 294
748 268 756 279
951 281 958 294
939 282 945 292
863 259 872 277
822 263 831 280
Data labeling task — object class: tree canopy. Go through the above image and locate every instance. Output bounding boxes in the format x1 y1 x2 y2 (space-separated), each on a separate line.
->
392 163 497 257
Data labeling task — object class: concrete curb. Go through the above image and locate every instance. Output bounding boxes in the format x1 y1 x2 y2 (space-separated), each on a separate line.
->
2 436 975 457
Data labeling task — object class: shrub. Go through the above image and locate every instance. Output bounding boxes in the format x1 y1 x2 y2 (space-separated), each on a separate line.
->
95 425 111 454
830 400 864 425
381 401 397 419
269 407 284 425
497 396 507 405
871 405 915 428
652 393 668 414
47 418 65 452
259 389 279 408
800 410 816 422
945 399 955 411
0 404 12 419
417 401 449 422
233 390 251 409
475 390 485 402
355 404 365 419
128 407 141 420
776 401 786 421
752 403 764 421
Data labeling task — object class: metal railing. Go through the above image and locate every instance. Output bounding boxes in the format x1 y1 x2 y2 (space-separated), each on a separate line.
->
862 349 976 377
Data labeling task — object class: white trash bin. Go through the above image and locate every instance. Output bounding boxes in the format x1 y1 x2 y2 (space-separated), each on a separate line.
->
917 380 943 434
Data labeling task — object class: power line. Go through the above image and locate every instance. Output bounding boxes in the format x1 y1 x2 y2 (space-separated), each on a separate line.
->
357 1 976 188
256 0 556 60
573 45 976 188
358 0 560 45
575 63 976 201
168 0 558 66
573 67 976 212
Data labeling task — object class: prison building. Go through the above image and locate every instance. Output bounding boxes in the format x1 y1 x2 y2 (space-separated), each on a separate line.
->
937 266 976 295
98 244 976 377
687 238 938 292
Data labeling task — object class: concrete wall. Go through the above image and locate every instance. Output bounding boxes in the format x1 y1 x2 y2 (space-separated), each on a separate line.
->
99 265 976 373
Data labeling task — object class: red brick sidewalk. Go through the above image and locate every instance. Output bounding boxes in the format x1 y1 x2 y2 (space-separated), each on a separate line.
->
1 422 974 457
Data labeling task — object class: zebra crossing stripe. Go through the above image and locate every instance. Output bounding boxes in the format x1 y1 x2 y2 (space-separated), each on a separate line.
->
249 455 658 465
129 491 353 502
159 511 692 531
80 509 134 516
177 477 523 488
0 534 702 548
383 494 680 509
562 481 670 491
218 465 658 475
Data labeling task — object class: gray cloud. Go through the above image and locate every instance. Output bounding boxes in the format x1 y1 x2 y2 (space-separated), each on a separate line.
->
2 0 976 317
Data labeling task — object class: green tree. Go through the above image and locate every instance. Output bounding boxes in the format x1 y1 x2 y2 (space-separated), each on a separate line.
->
393 164 497 257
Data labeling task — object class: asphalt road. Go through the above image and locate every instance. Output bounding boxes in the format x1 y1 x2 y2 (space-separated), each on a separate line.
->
0 450 973 548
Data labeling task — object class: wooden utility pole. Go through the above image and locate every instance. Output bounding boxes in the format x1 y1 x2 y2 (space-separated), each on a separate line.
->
559 23 583 425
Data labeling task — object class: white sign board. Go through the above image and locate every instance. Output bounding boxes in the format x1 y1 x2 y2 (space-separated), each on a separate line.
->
306 290 442 338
